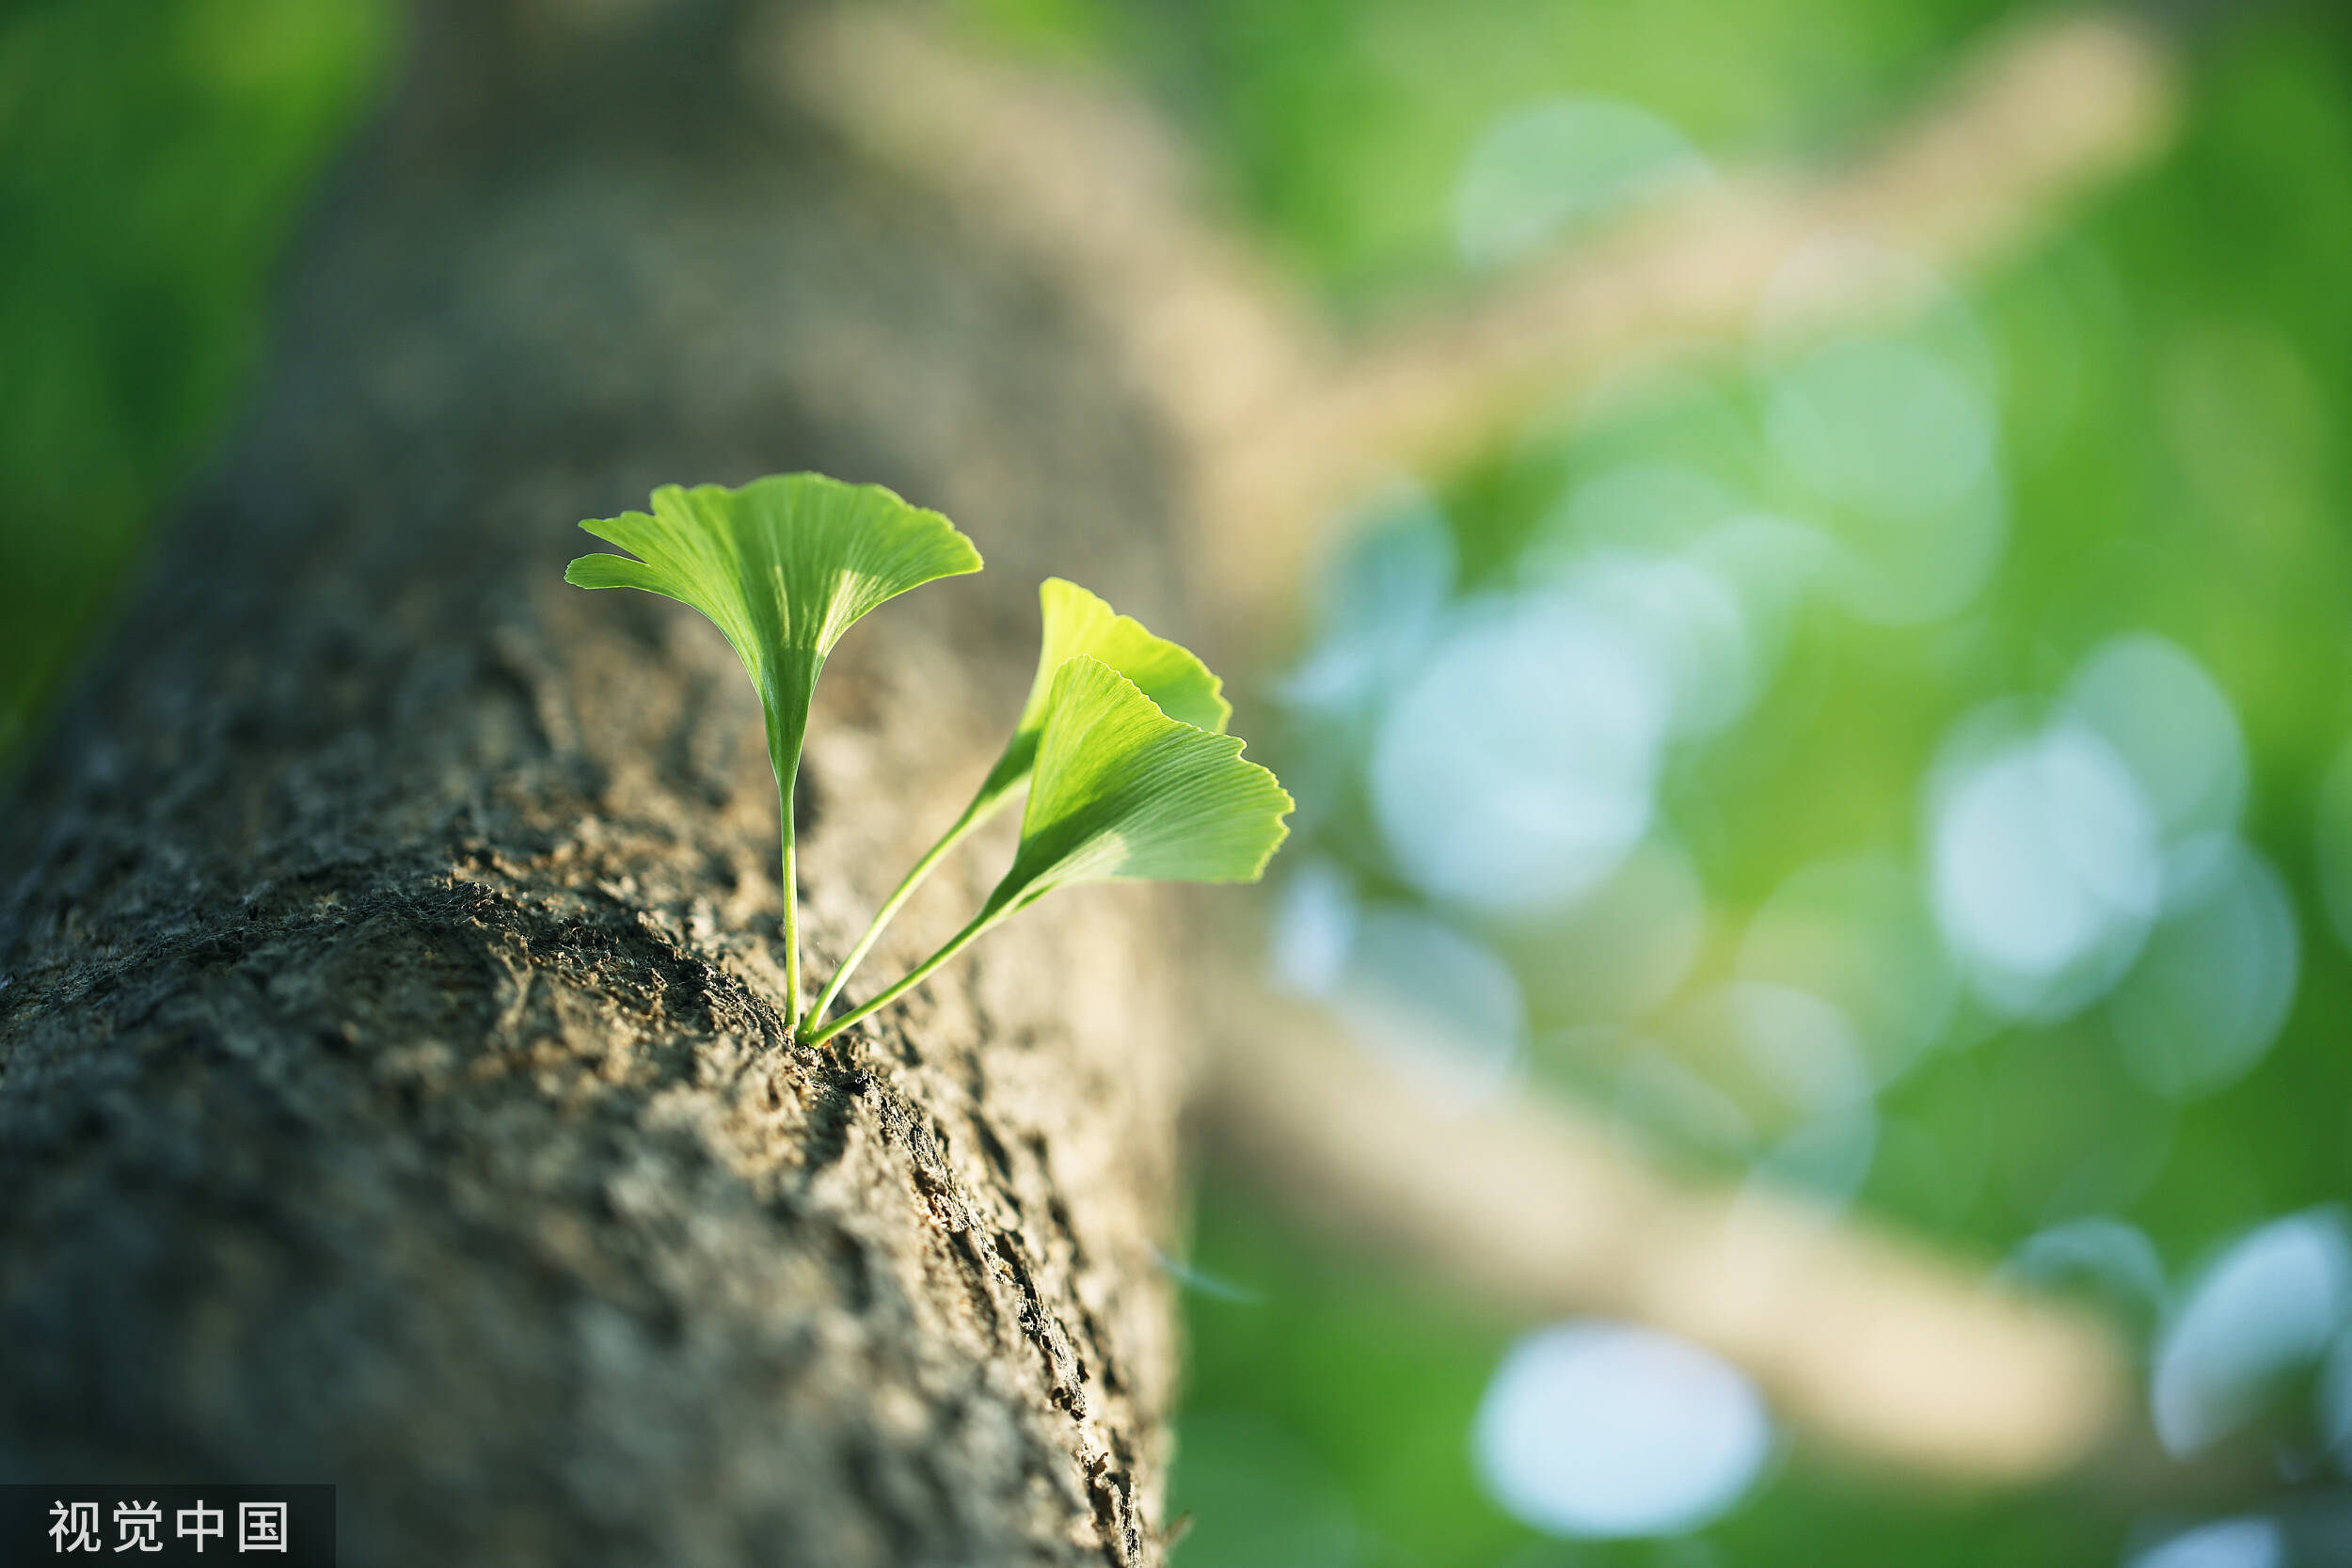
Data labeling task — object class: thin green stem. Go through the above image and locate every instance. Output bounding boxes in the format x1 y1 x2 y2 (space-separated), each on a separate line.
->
778 770 801 1021
804 904 1009 1046
802 792 1004 1034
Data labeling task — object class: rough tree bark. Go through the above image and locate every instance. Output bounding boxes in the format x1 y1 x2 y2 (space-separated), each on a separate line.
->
0 3 1197 1562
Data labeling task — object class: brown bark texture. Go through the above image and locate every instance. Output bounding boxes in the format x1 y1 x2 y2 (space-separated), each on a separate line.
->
0 5 1199 1562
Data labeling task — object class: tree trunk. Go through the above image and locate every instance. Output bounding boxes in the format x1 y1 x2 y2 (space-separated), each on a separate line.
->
0 5 1196 1562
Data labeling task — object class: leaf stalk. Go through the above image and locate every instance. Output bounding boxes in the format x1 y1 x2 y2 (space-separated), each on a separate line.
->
801 790 1001 1036
774 740 803 1020
804 903 1013 1046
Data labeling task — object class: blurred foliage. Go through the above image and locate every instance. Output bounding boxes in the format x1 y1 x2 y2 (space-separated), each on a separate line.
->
0 0 389 761
1179 1171 2122 1568
962 0 2016 299
964 0 2352 1563
18 0 2352 1563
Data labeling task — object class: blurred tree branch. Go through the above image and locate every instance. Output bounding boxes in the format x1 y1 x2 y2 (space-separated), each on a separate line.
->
771 5 2177 637
772 1 2182 1482
1203 994 2127 1482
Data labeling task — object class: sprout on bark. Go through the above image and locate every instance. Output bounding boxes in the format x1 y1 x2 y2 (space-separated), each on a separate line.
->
565 473 983 1014
566 475 1288 1039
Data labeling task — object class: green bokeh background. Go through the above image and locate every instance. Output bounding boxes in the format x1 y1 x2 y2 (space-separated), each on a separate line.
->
0 0 388 759
10 1 2352 1563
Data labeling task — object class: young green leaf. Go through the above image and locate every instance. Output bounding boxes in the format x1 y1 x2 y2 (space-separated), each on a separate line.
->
565 473 982 1013
807 656 1289 1044
802 578 1232 1031
994 653 1286 902
974 577 1232 809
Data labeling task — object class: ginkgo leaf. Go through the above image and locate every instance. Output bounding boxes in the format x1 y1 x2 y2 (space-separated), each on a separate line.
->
565 472 981 1011
802 578 1232 1030
806 656 1289 1043
566 474 981 767
971 578 1231 810
989 654 1287 911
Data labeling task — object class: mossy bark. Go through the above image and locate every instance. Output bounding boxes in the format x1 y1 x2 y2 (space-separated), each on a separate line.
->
0 4 1196 1562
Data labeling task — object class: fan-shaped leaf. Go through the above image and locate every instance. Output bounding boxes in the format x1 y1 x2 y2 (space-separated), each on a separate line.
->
970 578 1231 808
565 474 981 768
803 581 1237 1031
805 655 1289 1043
565 472 981 1009
987 654 1288 915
